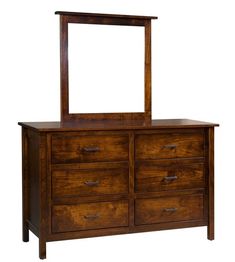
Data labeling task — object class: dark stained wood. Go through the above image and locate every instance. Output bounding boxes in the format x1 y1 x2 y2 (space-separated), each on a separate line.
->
18 119 219 132
27 130 40 230
66 15 146 26
62 113 147 122
39 235 46 260
131 220 207 234
135 129 205 160
55 11 158 20
22 129 48 258
129 132 135 229
52 201 128 233
51 161 129 171
22 128 29 242
135 159 205 193
19 123 217 259
51 188 204 206
135 194 204 225
52 193 129 205
144 20 151 121
46 134 52 236
135 188 205 199
57 11 156 122
51 133 129 164
48 226 130 241
60 15 69 122
52 166 129 198
47 220 206 242
39 133 47 259
20 9 218 259
207 127 214 240
28 221 39 237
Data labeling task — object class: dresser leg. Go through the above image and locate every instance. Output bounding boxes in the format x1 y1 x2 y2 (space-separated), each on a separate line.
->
22 128 29 243
207 189 214 240
207 127 214 241
207 224 214 240
22 223 29 242
39 240 46 259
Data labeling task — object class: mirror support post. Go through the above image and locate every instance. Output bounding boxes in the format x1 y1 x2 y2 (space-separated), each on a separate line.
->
60 15 69 122
144 20 152 122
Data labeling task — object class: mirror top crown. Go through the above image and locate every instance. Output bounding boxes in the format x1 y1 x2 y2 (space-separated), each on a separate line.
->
55 11 158 20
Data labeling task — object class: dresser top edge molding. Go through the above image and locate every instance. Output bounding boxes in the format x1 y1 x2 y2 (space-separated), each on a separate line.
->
18 119 219 132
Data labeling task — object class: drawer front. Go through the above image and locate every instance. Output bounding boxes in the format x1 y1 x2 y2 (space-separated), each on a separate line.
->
52 167 129 198
51 134 129 164
135 160 205 192
135 131 204 160
135 194 204 225
52 201 128 233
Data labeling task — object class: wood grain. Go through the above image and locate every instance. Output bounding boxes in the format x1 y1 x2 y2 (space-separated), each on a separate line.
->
57 11 156 122
39 133 47 259
18 119 219 132
135 194 204 225
60 15 69 122
144 20 151 121
51 134 129 164
19 124 218 259
135 159 205 192
19 8 218 259
52 167 129 197
52 201 128 233
207 127 214 240
135 130 204 160
66 15 146 26
128 132 135 229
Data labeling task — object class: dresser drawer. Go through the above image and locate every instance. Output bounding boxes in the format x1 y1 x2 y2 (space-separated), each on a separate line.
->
135 160 205 192
52 201 128 233
135 131 204 160
135 194 204 225
52 166 129 198
51 134 129 164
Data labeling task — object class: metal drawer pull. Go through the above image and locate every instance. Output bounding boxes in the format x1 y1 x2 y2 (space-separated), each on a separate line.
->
84 180 100 187
164 175 178 181
82 146 100 153
162 145 176 149
163 208 178 212
84 214 100 220
162 144 177 149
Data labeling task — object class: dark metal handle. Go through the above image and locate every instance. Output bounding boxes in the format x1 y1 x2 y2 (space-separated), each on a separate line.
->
84 214 99 220
164 175 178 182
162 144 177 149
82 146 100 153
163 208 178 212
84 180 99 187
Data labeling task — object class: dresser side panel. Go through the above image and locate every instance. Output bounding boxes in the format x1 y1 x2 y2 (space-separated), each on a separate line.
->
27 129 40 232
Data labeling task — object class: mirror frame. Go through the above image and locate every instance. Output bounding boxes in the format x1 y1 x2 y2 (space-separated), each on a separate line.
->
55 11 157 122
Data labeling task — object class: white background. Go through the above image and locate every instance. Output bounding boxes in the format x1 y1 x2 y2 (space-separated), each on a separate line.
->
0 0 234 261
68 23 145 113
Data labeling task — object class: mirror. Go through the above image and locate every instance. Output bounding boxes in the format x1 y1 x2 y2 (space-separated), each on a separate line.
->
68 23 145 114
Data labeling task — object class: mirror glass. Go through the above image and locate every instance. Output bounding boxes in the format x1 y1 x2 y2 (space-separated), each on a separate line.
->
68 23 145 113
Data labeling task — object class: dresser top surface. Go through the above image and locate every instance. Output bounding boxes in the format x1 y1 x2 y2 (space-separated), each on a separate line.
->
55 11 158 20
18 119 219 132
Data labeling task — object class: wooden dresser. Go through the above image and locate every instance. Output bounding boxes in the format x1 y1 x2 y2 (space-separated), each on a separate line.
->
19 12 218 259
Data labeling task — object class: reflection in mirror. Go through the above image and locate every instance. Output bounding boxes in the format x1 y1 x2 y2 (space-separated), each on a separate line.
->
68 24 145 114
